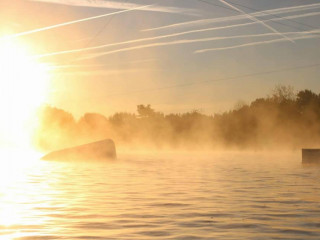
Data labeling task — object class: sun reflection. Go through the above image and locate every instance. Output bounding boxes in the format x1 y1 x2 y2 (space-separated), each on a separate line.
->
0 150 51 235
0 37 57 238
0 38 52 149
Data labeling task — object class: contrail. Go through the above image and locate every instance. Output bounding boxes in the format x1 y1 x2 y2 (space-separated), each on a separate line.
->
49 58 158 70
35 22 260 59
77 30 318 61
34 11 320 60
30 0 199 16
56 68 163 76
0 4 152 40
218 0 294 43
171 11 320 37
143 2 320 32
195 32 320 54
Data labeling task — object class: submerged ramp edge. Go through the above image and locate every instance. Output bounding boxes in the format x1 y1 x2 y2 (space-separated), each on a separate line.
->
41 139 116 161
302 148 320 164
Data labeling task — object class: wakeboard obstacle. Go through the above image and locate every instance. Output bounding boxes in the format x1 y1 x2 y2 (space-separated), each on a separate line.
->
41 139 116 161
302 149 320 164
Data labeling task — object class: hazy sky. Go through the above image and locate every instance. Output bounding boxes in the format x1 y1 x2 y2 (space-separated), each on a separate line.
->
1 0 320 117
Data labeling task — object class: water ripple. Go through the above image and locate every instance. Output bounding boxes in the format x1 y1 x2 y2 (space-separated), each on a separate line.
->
0 152 319 239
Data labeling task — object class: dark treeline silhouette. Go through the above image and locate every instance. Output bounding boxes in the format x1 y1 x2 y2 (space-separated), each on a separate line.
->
33 85 320 151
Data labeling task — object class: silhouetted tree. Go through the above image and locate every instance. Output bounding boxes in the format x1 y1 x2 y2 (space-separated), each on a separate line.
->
137 104 156 118
297 90 320 112
271 85 295 103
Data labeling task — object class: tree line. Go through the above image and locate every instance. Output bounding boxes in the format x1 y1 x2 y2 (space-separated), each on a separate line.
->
33 86 320 151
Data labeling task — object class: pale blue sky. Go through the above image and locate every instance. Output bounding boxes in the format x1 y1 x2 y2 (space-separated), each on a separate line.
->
1 0 320 117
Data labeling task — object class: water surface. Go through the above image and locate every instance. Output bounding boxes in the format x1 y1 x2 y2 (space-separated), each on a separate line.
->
0 151 320 239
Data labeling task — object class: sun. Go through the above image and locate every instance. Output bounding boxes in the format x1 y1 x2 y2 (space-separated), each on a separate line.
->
0 38 51 149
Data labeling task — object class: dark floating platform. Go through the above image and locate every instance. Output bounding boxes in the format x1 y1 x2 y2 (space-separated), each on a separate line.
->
302 149 320 164
41 139 116 161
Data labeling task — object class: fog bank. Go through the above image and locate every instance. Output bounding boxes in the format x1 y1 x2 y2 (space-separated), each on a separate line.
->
33 86 320 152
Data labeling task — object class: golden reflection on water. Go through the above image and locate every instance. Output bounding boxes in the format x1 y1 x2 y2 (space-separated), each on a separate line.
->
0 151 319 239
0 149 53 239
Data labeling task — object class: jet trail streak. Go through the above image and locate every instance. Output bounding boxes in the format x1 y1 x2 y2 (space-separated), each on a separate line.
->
1 4 152 40
143 2 320 32
219 0 294 43
195 32 320 53
77 31 318 61
34 11 320 60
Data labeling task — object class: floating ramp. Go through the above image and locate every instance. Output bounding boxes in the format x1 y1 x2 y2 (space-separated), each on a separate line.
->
41 139 116 161
302 149 320 164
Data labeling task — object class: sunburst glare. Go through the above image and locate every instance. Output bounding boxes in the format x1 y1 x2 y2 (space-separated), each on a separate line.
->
0 38 51 149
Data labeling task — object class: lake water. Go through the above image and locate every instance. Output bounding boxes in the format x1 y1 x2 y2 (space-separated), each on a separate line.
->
0 151 320 239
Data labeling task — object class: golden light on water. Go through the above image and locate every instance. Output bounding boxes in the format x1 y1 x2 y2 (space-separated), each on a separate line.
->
0 38 51 149
0 150 52 239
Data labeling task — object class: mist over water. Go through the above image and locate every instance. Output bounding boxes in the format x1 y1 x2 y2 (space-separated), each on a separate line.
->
33 86 320 153
0 151 320 239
